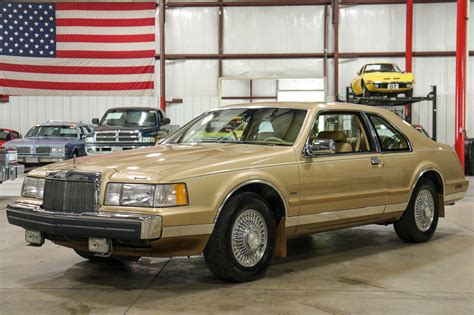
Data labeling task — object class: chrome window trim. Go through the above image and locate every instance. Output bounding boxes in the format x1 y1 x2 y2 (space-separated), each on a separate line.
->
366 113 413 153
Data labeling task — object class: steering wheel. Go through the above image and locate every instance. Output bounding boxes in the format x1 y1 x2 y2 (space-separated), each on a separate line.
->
386 137 401 149
263 136 286 144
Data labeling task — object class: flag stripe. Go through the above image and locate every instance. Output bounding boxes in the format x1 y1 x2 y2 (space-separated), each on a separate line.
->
0 63 154 75
0 87 155 96
1 79 154 91
56 18 155 27
56 10 155 19
56 34 155 43
1 55 153 67
56 50 155 59
56 2 156 11
3 72 153 83
56 26 154 35
56 42 155 51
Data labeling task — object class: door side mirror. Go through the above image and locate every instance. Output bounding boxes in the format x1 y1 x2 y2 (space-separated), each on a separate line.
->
92 118 100 125
161 117 171 125
303 139 336 157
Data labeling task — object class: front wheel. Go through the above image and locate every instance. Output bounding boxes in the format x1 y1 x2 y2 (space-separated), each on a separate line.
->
394 179 439 243
204 192 276 282
362 82 371 97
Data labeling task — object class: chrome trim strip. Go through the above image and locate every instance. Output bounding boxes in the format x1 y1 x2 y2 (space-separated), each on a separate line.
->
384 202 408 213
286 205 385 227
213 179 289 223
445 192 466 203
161 224 214 238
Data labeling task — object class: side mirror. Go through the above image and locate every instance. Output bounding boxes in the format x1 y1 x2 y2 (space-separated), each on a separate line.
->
80 133 87 139
92 118 99 125
161 117 171 125
303 139 336 157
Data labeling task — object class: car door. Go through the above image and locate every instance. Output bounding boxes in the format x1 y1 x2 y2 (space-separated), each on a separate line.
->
294 111 387 231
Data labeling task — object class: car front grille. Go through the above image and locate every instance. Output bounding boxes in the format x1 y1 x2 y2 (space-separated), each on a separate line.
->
16 146 30 154
43 172 100 214
95 131 140 143
36 147 51 154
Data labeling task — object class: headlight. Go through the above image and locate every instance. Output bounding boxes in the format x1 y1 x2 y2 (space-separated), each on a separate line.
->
104 183 188 207
22 177 45 199
85 136 94 144
406 83 412 88
142 136 156 143
51 147 65 153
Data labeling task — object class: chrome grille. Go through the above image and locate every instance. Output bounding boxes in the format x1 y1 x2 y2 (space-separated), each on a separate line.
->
43 171 100 214
16 146 30 154
36 147 51 154
95 131 140 143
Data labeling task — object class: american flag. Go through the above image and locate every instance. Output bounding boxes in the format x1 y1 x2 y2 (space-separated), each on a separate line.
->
0 1 155 96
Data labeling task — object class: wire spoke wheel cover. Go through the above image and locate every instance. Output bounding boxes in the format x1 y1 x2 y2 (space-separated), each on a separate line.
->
231 209 268 268
414 189 435 232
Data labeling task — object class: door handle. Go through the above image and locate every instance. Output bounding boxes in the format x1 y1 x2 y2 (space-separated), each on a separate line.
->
371 156 381 166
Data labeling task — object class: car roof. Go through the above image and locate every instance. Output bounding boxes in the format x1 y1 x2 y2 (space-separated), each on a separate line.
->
106 107 159 111
34 121 92 127
219 101 392 114
0 128 19 132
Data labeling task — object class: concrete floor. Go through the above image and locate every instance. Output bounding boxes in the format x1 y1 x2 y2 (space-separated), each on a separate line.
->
0 177 472 315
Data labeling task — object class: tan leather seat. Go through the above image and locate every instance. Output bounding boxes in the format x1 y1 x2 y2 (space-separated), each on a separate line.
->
317 131 353 153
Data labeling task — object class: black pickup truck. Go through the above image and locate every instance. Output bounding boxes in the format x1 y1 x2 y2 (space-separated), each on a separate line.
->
85 107 173 155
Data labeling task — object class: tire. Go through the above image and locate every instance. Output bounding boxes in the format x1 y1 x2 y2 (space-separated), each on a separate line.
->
204 192 276 282
362 81 371 97
405 90 413 98
74 249 140 262
394 179 439 243
465 138 474 176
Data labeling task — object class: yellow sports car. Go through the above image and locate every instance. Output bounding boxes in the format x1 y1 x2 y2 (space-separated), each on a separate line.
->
351 63 415 97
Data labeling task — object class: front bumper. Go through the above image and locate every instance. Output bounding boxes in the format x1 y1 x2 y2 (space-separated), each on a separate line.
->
0 164 24 183
86 143 153 156
18 155 65 164
6 202 162 240
366 82 414 93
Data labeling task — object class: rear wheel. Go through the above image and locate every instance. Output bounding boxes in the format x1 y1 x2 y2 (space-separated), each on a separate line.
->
204 192 276 282
394 179 439 243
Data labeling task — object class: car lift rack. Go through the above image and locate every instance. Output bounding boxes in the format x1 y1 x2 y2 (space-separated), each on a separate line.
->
344 85 438 141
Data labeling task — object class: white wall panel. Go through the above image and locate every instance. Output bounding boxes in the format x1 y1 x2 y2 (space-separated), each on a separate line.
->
165 8 218 54
165 96 219 127
339 4 405 52
224 6 325 53
413 3 456 51
223 59 324 78
165 60 219 99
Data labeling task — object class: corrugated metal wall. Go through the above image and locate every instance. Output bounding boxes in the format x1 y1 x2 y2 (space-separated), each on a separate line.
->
1 2 472 145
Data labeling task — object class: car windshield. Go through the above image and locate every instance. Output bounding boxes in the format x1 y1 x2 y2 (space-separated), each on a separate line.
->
100 109 157 127
168 108 307 146
364 64 401 73
0 130 10 140
25 125 78 138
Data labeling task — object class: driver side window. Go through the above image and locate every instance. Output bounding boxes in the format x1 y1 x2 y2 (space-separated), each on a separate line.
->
368 114 409 151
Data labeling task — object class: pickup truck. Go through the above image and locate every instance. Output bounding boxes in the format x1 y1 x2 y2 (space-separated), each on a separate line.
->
85 107 172 155
0 147 24 183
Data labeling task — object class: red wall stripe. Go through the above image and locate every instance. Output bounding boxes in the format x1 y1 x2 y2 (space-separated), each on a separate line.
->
56 50 155 59
56 34 155 43
0 63 154 75
56 18 155 27
56 2 156 11
0 79 154 91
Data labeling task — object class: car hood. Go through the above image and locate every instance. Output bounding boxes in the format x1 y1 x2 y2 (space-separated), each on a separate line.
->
363 72 414 81
5 137 76 147
29 143 296 182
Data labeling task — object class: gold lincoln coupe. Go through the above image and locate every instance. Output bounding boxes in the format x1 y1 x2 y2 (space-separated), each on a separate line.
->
6 102 468 282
